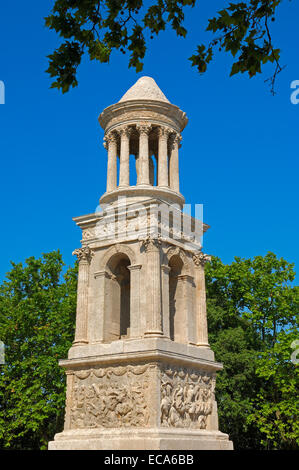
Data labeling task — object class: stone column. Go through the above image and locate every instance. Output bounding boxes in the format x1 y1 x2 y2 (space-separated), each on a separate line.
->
193 252 211 347
104 132 117 192
72 246 93 345
179 274 196 344
91 270 110 343
161 265 171 338
141 236 163 336
158 126 170 187
137 124 151 185
169 133 181 192
119 126 131 187
128 264 142 338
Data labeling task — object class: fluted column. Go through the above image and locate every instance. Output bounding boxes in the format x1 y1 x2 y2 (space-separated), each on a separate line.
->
180 274 196 344
158 127 170 187
169 133 181 192
137 124 151 185
119 126 131 187
128 264 142 337
104 132 117 192
91 270 110 343
141 236 163 336
161 264 171 338
72 246 93 345
193 252 211 347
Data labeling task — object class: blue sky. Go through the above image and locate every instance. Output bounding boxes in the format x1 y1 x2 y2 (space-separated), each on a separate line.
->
0 1 298 281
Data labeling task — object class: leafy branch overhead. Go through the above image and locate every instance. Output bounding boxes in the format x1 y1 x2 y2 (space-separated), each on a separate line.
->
45 0 286 94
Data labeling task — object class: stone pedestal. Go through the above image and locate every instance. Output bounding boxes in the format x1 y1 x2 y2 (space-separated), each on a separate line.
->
49 429 232 450
48 339 233 450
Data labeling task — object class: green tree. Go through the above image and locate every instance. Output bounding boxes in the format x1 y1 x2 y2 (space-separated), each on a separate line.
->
0 251 77 449
45 0 286 94
247 326 299 449
207 298 264 449
206 252 299 449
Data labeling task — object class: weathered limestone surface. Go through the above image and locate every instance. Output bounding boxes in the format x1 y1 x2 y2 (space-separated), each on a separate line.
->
48 77 233 450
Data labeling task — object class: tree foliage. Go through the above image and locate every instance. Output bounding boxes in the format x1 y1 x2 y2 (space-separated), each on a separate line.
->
206 252 299 449
45 0 286 94
0 251 77 449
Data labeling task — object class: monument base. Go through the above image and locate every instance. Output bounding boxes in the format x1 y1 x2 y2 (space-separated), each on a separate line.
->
48 428 233 450
47 343 233 451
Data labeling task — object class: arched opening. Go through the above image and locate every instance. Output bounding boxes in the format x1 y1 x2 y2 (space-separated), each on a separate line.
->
105 253 131 341
169 254 184 342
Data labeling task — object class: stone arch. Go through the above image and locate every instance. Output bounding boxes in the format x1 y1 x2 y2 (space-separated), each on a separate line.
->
165 245 193 276
98 243 136 272
102 251 131 342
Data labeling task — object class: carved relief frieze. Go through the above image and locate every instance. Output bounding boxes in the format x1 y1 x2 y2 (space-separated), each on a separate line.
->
69 364 156 429
82 228 95 240
160 365 215 429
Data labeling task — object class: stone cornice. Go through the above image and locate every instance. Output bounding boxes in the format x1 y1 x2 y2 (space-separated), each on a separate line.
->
98 99 188 134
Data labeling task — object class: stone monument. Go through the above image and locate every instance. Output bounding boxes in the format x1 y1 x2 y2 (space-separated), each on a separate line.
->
48 76 233 450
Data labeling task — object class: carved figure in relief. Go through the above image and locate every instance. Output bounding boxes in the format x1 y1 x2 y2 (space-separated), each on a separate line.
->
69 367 151 429
160 366 214 429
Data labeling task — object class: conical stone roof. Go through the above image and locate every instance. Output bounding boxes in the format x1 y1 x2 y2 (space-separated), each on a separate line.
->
119 76 170 103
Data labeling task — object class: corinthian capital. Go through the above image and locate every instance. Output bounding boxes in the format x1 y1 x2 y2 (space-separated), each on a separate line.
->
169 132 182 149
158 126 172 138
140 234 162 252
136 123 152 135
192 251 211 267
118 125 132 138
72 246 94 263
104 131 117 146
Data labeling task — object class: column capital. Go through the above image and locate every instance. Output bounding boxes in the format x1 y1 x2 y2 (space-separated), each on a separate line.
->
72 246 94 264
158 126 172 138
192 251 212 267
169 132 182 148
136 123 152 135
118 125 132 138
104 131 118 145
140 235 162 252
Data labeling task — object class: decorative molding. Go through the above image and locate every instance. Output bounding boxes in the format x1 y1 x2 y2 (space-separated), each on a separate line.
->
82 228 95 240
128 264 142 272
